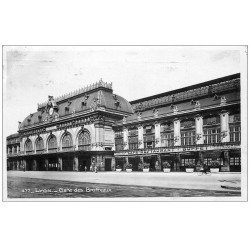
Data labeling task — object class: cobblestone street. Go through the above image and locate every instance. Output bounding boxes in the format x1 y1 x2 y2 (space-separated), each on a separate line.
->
7 171 241 199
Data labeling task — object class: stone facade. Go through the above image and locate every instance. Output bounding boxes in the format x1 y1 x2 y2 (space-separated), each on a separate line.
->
7 74 241 172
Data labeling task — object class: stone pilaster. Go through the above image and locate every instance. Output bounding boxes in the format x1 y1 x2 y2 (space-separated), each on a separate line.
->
123 127 129 150
138 125 144 149
111 157 115 171
94 123 104 151
220 111 230 143
195 115 204 144
174 119 181 146
73 156 79 171
154 122 161 148
23 159 27 171
45 159 49 171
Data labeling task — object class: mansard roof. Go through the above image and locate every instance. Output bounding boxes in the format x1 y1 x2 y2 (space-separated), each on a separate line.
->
19 79 133 130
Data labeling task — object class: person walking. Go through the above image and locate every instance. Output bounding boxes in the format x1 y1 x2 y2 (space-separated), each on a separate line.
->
95 165 98 173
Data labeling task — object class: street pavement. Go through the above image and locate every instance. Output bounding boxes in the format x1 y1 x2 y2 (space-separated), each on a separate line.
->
7 171 241 192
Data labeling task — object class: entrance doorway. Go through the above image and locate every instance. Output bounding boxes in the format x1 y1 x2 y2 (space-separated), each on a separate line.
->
62 156 74 171
144 155 157 171
37 158 45 171
104 158 112 171
26 159 32 171
78 155 91 171
128 157 140 171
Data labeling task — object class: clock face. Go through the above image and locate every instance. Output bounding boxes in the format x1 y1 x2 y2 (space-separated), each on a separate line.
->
49 108 54 115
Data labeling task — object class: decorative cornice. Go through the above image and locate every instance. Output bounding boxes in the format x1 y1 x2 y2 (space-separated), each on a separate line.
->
131 78 240 112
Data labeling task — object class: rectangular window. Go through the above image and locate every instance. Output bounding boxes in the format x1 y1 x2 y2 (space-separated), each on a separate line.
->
204 128 220 144
229 125 241 142
181 130 195 146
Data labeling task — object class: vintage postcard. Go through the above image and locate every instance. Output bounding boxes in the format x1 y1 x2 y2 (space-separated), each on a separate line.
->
2 45 248 201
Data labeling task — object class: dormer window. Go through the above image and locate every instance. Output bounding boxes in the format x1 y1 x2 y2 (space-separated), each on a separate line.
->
38 115 42 122
65 106 69 115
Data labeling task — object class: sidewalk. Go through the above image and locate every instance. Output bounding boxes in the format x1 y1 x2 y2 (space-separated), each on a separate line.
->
7 171 241 192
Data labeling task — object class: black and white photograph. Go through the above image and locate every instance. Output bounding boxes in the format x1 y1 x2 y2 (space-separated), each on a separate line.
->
2 45 247 201
1 1 250 250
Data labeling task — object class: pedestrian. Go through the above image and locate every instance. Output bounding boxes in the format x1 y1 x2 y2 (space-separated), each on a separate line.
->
85 166 87 172
95 165 98 173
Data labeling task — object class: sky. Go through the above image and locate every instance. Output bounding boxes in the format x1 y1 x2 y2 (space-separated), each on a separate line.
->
3 46 243 136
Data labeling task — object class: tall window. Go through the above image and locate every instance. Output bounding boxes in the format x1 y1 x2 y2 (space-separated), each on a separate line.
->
203 115 221 144
62 133 73 149
48 135 57 151
229 113 241 142
161 123 174 147
128 127 138 150
36 137 44 151
25 139 33 152
143 125 155 148
204 128 221 144
78 130 91 150
180 119 195 146
115 130 123 151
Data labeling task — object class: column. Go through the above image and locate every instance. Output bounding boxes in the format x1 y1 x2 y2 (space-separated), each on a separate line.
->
17 145 19 153
23 159 27 171
156 154 162 171
17 160 20 171
195 115 204 144
58 157 62 171
138 125 144 149
221 150 230 172
45 159 49 171
111 157 115 171
32 159 37 171
73 156 79 171
220 111 230 143
174 119 181 146
7 147 10 155
197 151 204 171
174 154 181 171
154 122 161 148
123 127 129 150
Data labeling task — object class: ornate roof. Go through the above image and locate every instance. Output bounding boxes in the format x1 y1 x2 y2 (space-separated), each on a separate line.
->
19 79 133 130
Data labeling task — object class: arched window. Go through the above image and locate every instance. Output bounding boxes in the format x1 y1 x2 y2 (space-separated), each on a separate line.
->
62 133 73 150
25 139 33 152
36 137 44 151
78 130 91 150
48 135 57 152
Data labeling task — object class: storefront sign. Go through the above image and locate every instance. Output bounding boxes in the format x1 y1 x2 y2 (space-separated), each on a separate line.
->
114 144 240 156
